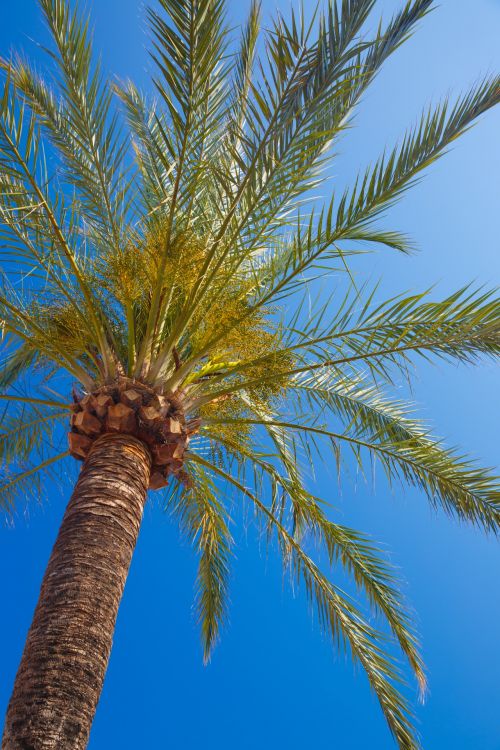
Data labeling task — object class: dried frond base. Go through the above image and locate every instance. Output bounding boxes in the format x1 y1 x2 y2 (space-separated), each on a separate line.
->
68 378 194 489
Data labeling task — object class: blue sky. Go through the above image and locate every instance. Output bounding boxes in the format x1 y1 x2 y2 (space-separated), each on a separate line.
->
1 1 500 749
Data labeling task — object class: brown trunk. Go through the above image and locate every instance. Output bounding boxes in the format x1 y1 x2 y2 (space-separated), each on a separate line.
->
2 433 151 750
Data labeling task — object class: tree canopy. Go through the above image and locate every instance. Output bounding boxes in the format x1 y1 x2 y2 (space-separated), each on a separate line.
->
1 1 499 747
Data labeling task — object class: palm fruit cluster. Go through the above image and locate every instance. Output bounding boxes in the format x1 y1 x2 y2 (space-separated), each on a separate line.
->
68 378 197 489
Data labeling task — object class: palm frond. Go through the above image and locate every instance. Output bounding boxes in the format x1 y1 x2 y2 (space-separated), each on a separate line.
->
135 0 230 374
0 342 38 390
153 0 378 352
0 401 67 465
225 0 260 163
164 460 233 662
0 450 70 514
35 0 130 250
190 453 421 750
0 75 114 378
208 413 500 533
335 76 500 240
230 76 500 314
201 424 426 693
190 286 500 399
303 285 500 378
153 0 434 355
114 81 175 211
0 393 71 410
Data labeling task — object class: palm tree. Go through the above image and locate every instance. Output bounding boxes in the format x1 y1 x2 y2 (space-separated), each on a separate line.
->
0 0 498 747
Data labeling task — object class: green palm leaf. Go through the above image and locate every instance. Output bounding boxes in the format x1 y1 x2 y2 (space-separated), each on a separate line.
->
200 427 426 692
0 451 70 514
165 461 233 662
207 415 500 532
190 453 421 750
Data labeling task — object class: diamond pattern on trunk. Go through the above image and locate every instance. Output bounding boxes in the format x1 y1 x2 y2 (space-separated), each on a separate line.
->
68 378 193 488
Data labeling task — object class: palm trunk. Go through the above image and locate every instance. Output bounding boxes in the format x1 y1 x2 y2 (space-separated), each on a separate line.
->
2 433 151 750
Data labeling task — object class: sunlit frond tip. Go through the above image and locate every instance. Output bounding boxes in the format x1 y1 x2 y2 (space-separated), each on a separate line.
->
164 461 233 663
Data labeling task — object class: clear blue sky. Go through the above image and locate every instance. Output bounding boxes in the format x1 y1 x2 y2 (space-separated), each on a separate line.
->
1 2 500 749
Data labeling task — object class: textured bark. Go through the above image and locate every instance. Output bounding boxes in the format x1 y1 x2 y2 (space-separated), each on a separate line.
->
2 434 151 750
